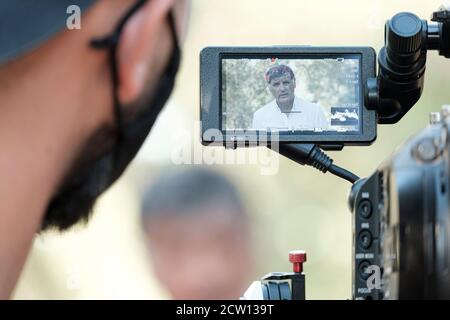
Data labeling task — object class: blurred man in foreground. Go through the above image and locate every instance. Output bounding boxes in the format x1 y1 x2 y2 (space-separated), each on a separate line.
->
0 0 189 298
141 168 253 299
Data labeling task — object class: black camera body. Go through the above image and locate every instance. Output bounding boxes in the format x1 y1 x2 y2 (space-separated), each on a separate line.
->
350 110 450 299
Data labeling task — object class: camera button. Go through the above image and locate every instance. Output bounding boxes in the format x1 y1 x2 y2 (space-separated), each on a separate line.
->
358 199 372 219
358 230 373 250
358 260 371 281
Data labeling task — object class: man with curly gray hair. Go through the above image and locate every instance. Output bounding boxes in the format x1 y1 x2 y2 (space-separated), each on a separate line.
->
252 64 329 131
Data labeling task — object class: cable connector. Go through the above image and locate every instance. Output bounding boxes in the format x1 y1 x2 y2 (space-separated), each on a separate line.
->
308 146 333 172
277 144 359 184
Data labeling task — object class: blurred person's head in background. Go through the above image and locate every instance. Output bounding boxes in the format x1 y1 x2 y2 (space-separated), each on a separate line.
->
0 0 189 298
141 167 253 300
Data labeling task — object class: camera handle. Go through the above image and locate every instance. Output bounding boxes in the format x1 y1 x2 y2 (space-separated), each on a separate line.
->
366 6 450 124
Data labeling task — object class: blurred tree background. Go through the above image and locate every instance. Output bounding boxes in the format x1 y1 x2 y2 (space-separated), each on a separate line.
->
13 0 450 300
223 58 358 129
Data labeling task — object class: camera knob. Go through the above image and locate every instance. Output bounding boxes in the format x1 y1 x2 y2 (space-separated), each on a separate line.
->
289 250 307 273
387 12 423 54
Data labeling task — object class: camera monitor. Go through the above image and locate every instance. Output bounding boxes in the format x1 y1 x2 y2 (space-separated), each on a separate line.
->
201 47 377 147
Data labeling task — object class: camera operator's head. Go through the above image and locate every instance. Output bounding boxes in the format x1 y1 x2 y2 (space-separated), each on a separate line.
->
265 64 296 109
140 167 253 300
0 0 189 298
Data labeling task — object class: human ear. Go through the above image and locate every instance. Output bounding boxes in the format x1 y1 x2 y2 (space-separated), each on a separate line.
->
116 0 175 104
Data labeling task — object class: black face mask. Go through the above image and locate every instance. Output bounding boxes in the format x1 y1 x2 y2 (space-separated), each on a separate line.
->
42 0 181 231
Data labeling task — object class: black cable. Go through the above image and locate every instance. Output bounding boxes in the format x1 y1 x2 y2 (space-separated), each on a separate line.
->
328 164 360 184
277 144 360 184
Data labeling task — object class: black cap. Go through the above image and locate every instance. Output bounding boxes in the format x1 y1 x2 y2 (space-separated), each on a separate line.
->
0 1 97 64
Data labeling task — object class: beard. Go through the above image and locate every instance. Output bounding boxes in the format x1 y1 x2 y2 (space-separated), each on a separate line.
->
41 123 116 231
41 78 167 231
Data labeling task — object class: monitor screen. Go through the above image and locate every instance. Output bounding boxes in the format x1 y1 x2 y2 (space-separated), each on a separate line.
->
221 55 362 134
